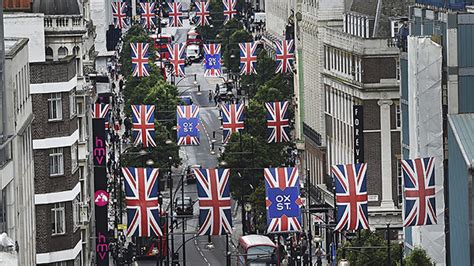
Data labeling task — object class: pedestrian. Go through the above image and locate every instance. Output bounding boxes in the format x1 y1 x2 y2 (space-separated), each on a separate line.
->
119 79 124 91
208 90 213 104
213 94 218 105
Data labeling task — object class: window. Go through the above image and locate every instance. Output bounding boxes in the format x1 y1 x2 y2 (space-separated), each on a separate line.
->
70 91 77 118
48 93 62 121
58 47 68 59
52 261 67 266
45 47 53 61
49 148 64 176
397 160 403 207
73 195 80 231
396 104 401 128
71 143 78 172
51 203 65 235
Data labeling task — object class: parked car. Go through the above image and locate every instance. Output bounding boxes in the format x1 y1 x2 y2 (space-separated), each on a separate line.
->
175 197 193 216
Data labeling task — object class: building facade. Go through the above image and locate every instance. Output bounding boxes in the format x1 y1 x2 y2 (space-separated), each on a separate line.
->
0 32 37 266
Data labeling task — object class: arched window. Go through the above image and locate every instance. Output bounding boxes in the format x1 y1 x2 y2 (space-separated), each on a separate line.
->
73 46 80 56
45 47 53 61
58 47 68 59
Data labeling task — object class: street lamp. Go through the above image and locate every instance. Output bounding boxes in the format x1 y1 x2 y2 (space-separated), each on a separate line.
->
146 159 155 166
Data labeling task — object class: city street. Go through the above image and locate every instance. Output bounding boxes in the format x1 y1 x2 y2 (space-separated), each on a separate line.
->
137 27 234 266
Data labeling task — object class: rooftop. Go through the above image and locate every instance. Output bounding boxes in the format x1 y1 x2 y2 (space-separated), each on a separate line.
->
32 0 80 15
4 38 28 58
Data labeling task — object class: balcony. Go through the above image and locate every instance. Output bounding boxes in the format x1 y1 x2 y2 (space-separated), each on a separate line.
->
44 15 86 34
323 27 399 56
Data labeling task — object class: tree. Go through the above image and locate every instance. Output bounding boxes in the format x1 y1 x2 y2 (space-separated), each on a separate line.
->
404 248 432 266
222 29 253 73
339 230 402 266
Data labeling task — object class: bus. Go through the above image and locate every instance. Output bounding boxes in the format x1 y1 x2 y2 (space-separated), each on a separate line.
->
237 235 279 266
149 33 173 61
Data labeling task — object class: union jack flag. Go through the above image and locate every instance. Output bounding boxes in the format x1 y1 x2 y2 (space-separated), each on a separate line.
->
401 157 437 227
167 43 186 77
168 2 184 27
91 103 111 130
265 101 290 143
130 43 150 77
264 167 302 233
177 105 200 146
332 163 369 231
131 105 156 148
140 2 156 30
239 42 258 75
222 0 237 23
111 1 127 29
204 44 222 77
195 1 210 26
193 168 232 235
275 40 295 74
221 103 245 144
122 167 162 237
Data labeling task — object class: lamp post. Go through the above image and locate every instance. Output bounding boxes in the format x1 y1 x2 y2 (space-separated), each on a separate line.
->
168 156 175 265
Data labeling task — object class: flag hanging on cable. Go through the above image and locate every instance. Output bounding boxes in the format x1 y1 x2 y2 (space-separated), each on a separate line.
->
111 1 128 29
264 167 302 233
204 44 222 77
130 43 150 77
221 103 245 144
122 167 162 237
265 101 290 143
239 42 258 75
92 103 111 130
401 157 437 227
139 2 156 30
177 105 200 146
332 163 369 231
193 168 232 235
195 1 210 26
167 43 186 77
131 105 156 148
275 40 295 74
222 0 237 23
168 2 184 27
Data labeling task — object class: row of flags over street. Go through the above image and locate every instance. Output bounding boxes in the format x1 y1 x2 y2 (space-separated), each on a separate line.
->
116 158 437 238
92 102 290 145
130 39 294 78
112 0 237 29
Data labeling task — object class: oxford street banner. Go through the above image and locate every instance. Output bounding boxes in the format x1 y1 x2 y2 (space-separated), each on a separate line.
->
264 167 303 233
177 105 200 146
92 118 109 265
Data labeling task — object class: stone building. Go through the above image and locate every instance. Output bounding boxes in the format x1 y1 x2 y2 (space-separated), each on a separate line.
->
1 33 37 265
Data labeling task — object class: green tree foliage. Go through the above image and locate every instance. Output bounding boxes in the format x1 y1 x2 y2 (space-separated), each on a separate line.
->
222 29 253 73
339 230 403 266
404 248 432 266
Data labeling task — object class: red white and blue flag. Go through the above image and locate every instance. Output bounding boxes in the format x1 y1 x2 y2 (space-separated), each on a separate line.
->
92 103 111 130
275 40 295 74
168 2 184 27
239 42 258 75
195 1 210 26
140 2 156 30
131 105 156 148
177 105 200 146
222 0 237 23
111 1 127 29
130 43 150 77
332 163 369 231
122 167 162 237
264 167 302 233
221 103 245 144
265 101 290 143
167 43 186 77
193 168 232 235
204 44 222 77
401 157 437 227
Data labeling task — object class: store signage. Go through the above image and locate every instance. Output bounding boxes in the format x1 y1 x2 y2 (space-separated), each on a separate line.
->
93 118 109 266
353 105 364 163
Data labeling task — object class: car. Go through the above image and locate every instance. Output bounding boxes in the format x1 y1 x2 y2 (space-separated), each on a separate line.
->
185 166 197 184
186 44 202 63
215 82 235 101
175 197 193 216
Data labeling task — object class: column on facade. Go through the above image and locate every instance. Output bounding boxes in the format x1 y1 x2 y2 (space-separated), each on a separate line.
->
378 100 395 209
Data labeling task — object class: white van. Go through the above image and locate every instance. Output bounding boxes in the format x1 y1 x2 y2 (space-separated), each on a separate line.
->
253 12 266 24
186 44 201 62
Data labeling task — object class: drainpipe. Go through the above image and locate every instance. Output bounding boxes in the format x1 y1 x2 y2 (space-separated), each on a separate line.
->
0 1 7 143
